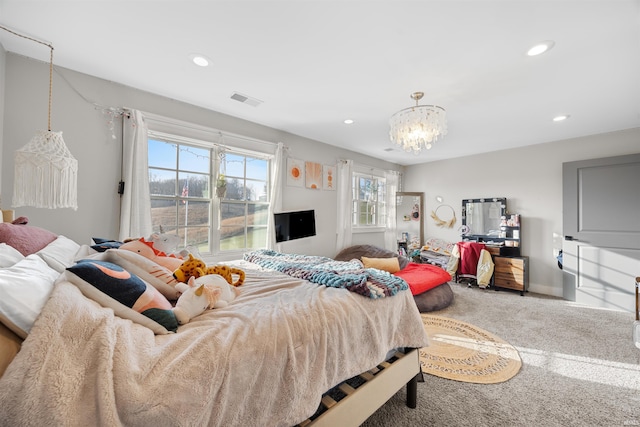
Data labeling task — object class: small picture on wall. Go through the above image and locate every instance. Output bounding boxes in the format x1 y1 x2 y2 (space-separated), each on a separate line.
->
287 158 304 187
305 161 322 190
323 165 336 191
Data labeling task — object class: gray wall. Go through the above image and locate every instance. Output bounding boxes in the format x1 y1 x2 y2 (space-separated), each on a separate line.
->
3 51 639 298
0 44 5 198
403 128 640 296
0 53 398 257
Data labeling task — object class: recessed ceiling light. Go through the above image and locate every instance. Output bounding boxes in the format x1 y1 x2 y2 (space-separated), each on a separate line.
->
527 40 555 56
553 115 570 122
189 53 210 67
343 119 354 124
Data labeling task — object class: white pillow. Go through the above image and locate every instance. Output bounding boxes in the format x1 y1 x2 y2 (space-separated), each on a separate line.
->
0 255 60 338
0 243 25 268
73 244 99 261
36 235 81 273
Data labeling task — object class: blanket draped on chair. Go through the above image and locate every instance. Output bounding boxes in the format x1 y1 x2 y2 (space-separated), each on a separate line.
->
244 249 408 298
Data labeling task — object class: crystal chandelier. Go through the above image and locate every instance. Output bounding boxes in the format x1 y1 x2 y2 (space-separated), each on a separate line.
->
389 92 447 154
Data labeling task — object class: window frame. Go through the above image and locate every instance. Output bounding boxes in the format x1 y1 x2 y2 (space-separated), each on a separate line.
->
351 167 387 232
146 121 275 257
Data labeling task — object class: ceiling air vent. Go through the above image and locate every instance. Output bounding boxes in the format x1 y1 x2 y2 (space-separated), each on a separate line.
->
230 92 263 107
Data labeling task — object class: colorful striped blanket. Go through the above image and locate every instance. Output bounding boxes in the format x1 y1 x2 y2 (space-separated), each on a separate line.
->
243 249 408 298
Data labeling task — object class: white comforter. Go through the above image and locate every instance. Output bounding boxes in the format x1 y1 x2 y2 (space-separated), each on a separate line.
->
0 260 428 427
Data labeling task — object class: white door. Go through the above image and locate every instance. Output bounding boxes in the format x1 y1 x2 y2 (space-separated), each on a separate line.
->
562 153 640 312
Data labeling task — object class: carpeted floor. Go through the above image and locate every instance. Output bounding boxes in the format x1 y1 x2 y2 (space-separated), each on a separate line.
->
361 283 640 427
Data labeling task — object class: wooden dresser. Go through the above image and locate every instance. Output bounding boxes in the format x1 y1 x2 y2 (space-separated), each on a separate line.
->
493 256 529 295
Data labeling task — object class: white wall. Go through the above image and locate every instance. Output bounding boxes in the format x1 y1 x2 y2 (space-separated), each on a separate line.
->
3 53 639 298
403 128 640 296
0 43 5 199
1 53 399 257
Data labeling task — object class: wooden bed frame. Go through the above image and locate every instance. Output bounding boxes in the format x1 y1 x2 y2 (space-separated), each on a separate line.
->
298 348 422 426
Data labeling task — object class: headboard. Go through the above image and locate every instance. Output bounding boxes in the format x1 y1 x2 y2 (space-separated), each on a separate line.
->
0 321 22 378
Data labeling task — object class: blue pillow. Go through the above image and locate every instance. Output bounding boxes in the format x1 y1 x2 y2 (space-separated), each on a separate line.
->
90 238 123 252
66 259 178 334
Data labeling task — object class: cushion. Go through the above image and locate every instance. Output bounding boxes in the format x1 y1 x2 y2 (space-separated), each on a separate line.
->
0 243 25 268
36 235 81 273
335 244 409 269
393 262 452 295
65 259 178 334
413 282 454 312
90 238 123 252
0 222 57 256
0 255 60 338
104 249 181 300
361 256 401 273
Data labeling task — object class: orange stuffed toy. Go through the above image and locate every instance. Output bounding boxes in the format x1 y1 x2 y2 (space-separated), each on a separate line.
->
173 253 245 287
118 237 184 271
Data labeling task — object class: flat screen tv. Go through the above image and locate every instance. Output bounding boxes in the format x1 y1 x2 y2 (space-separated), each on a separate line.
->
274 210 316 243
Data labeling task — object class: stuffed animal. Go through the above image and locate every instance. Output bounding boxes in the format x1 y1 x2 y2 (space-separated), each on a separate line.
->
173 254 245 287
176 275 239 309
172 284 221 325
147 232 180 255
119 238 184 271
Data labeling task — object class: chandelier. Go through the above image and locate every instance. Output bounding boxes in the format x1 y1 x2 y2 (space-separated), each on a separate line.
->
389 92 447 154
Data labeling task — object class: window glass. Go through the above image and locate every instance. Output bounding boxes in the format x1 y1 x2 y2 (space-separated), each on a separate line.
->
352 172 386 227
148 137 271 254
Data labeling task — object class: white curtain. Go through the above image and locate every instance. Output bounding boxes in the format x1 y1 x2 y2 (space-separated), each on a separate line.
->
384 170 401 251
266 143 284 250
335 159 353 252
119 110 152 240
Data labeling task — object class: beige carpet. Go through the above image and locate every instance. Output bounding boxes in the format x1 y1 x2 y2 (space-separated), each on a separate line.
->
419 314 521 384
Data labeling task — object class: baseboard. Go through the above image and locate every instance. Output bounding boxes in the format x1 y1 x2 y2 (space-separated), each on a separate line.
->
528 283 563 298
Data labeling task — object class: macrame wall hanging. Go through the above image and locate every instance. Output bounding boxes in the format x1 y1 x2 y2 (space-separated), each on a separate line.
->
430 204 456 228
1 25 78 210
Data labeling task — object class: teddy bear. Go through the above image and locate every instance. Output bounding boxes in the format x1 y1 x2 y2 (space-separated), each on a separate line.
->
173 253 245 287
119 237 184 271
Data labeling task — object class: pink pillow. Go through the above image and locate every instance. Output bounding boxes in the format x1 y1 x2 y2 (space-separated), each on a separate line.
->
0 221 57 256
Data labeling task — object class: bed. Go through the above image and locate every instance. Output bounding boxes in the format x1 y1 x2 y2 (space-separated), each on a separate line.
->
0 222 429 427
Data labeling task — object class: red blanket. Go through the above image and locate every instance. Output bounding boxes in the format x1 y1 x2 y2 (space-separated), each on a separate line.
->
394 262 452 295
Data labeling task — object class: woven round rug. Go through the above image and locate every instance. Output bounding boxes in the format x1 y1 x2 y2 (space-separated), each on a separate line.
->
419 314 522 384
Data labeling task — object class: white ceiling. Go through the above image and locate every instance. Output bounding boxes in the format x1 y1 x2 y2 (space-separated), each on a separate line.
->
1 0 639 166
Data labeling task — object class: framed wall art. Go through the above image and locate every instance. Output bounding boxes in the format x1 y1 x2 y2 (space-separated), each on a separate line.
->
286 158 304 187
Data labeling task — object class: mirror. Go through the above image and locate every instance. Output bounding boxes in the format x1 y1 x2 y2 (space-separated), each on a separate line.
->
461 197 506 240
396 192 424 255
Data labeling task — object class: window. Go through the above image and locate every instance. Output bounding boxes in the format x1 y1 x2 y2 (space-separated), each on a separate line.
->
352 171 387 228
218 152 270 251
148 134 272 255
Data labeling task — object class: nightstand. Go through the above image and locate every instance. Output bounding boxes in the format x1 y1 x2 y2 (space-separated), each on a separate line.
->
493 256 529 296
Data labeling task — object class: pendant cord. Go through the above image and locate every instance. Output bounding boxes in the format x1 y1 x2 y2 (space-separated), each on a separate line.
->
48 47 53 131
0 24 55 131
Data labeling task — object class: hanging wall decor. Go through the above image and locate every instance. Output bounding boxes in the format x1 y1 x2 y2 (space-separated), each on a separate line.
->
286 158 304 187
1 25 78 210
430 204 456 228
323 165 336 191
305 161 322 190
